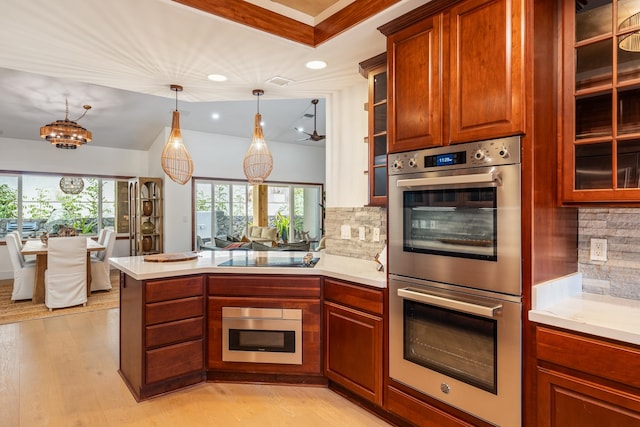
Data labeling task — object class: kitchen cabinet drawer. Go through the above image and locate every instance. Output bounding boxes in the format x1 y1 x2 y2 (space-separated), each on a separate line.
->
146 275 203 303
209 274 321 298
145 316 204 348
145 339 204 384
145 296 204 325
537 326 640 388
324 278 383 315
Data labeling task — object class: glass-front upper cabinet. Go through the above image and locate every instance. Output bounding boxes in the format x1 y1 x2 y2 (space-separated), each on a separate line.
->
563 0 640 203
359 53 388 206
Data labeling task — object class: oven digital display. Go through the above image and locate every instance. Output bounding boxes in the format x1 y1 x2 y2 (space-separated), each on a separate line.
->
425 151 466 168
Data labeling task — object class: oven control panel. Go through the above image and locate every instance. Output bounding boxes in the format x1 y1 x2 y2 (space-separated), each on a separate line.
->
389 136 521 175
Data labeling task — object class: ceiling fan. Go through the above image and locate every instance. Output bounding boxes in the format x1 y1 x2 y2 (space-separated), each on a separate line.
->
296 99 326 142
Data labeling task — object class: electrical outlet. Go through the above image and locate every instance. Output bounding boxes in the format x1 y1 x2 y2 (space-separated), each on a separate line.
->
590 238 607 261
372 227 380 242
341 224 351 239
359 226 366 241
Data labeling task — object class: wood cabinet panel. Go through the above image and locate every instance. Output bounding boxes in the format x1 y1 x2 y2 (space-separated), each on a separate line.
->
145 316 204 348
324 278 383 315
145 275 204 303
145 339 204 384
387 14 442 153
536 326 640 389
208 274 321 298
536 326 640 425
537 367 640 427
386 384 491 427
448 0 524 143
145 296 204 325
324 301 382 405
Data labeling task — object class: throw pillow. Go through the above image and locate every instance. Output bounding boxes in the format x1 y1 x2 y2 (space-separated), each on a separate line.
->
250 226 262 238
227 235 240 242
261 227 278 241
241 235 251 243
214 237 233 248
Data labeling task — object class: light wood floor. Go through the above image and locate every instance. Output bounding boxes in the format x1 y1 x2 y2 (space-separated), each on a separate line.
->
0 308 391 427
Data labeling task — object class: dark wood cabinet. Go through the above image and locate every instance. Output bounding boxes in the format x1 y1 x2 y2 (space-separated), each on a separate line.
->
560 0 640 204
448 0 524 143
323 278 383 405
359 53 388 206
536 326 640 426
129 177 163 255
381 0 524 152
386 13 442 152
119 274 205 401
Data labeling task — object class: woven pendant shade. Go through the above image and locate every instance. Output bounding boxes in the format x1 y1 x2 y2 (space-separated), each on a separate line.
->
161 85 194 185
243 90 273 184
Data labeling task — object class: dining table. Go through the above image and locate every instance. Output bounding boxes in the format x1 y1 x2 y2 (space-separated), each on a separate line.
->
21 238 106 304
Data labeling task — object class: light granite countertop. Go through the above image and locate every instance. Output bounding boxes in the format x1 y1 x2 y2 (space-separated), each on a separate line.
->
110 251 386 289
529 272 640 346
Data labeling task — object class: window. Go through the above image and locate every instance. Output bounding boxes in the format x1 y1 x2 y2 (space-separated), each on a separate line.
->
0 173 128 240
195 179 322 244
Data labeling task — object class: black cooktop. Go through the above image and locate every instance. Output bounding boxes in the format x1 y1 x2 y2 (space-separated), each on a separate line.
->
218 256 320 268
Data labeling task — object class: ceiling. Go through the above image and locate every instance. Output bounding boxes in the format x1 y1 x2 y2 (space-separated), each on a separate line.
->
0 0 430 151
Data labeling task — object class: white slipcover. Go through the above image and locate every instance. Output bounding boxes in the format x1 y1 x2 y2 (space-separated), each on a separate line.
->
90 230 115 292
6 233 35 301
44 236 87 310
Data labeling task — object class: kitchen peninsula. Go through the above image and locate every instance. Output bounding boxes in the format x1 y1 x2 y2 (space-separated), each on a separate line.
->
110 251 385 403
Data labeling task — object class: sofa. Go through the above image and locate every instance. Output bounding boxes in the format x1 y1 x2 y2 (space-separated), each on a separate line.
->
243 225 278 245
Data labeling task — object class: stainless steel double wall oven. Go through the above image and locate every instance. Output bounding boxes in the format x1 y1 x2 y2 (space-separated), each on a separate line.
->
388 136 522 427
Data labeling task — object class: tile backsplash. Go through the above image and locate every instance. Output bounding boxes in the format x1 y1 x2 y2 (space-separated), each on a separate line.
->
579 208 640 300
324 207 386 261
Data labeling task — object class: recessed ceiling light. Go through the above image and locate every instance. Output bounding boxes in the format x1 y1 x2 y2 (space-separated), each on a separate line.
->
305 60 327 70
211 113 220 120
207 74 227 82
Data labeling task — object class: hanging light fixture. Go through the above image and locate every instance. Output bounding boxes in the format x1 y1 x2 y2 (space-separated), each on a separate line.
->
161 84 194 185
243 89 273 184
40 99 92 149
59 176 84 194
619 12 640 52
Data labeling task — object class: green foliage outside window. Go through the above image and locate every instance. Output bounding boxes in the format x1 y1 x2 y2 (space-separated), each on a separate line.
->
0 184 18 218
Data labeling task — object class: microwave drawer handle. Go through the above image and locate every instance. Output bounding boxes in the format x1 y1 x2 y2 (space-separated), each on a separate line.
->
397 287 502 318
396 172 499 188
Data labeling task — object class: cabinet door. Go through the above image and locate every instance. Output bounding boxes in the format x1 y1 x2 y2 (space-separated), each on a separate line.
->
387 14 442 153
537 367 640 426
561 0 640 203
323 301 383 405
449 0 524 143
368 63 388 206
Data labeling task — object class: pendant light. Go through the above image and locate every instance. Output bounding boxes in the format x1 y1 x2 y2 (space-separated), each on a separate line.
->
619 12 640 52
161 84 194 185
40 99 92 149
59 176 84 194
243 89 273 184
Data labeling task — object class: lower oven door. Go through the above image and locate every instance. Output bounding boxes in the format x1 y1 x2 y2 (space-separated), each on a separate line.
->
389 276 521 427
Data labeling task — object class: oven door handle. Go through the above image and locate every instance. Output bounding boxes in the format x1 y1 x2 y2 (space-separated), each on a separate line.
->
397 287 502 318
396 171 501 188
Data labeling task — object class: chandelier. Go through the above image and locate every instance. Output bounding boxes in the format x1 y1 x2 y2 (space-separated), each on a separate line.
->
619 12 640 52
59 176 84 194
40 99 92 149
161 84 194 185
243 89 273 184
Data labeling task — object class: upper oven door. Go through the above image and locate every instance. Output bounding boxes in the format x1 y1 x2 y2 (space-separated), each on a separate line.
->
388 163 521 296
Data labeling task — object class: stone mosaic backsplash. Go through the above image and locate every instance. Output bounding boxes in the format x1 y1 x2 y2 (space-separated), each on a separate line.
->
324 207 386 261
579 208 640 300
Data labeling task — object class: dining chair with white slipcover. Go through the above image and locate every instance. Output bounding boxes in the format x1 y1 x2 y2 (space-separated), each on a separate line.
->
90 229 115 292
6 233 35 301
44 236 87 310
9 230 36 263
91 228 108 260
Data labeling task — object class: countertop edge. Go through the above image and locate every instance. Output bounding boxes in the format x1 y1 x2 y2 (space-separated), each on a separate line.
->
528 272 640 346
110 252 386 289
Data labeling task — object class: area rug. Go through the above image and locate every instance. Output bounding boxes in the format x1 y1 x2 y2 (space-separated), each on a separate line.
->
0 270 120 325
